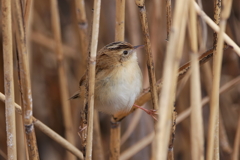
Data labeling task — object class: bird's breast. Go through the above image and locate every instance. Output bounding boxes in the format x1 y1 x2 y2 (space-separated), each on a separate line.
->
94 61 142 115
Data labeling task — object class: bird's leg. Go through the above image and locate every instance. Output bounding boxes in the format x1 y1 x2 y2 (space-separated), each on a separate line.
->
134 104 158 121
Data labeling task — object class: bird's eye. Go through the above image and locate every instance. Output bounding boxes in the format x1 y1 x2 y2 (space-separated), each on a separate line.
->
123 50 128 55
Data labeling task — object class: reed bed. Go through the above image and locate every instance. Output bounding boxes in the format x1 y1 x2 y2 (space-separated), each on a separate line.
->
0 0 240 160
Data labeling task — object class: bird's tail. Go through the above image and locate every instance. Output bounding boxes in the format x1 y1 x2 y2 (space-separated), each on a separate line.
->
69 91 80 100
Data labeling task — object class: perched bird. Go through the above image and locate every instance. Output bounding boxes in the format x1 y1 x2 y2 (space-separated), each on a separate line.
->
70 41 157 120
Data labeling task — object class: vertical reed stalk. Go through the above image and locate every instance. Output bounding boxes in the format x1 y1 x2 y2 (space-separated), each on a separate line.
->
74 0 88 66
212 1 221 158
50 0 76 159
85 0 101 159
93 110 104 160
109 0 125 159
13 0 39 159
166 0 172 41
206 0 232 159
232 115 240 160
135 0 158 112
24 0 33 32
189 0 204 159
155 0 190 159
134 1 159 156
2 0 17 159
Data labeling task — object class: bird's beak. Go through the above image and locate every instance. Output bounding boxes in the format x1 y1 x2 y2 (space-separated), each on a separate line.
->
133 44 144 50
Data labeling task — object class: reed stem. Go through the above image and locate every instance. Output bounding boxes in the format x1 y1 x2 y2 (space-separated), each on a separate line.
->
85 0 101 159
13 0 39 158
2 0 17 159
50 0 76 159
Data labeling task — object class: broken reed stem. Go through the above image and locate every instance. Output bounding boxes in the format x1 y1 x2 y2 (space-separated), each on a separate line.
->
0 92 84 160
194 2 240 56
85 0 101 159
74 0 88 65
50 0 76 159
207 0 232 159
189 0 204 159
2 0 17 159
109 0 125 159
166 0 172 41
232 115 240 160
135 0 158 112
31 31 77 58
13 0 39 159
119 76 240 159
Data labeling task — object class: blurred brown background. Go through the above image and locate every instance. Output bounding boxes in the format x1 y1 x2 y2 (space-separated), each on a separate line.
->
0 0 240 160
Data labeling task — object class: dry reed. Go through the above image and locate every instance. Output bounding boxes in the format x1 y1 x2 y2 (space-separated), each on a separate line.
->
93 110 104 160
206 0 232 159
13 0 39 159
232 116 240 160
50 0 76 159
2 0 17 159
85 0 101 159
189 0 204 159
0 92 84 159
74 0 88 66
135 0 158 112
109 0 125 159
155 0 189 159
166 0 172 41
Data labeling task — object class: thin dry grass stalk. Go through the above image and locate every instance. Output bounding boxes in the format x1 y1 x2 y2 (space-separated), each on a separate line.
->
85 0 101 159
13 0 39 159
50 0 76 159
119 76 240 158
232 115 240 160
0 92 84 160
189 0 204 159
110 0 125 159
155 0 190 159
2 0 17 159
207 1 233 160
135 0 158 111
166 0 172 41
194 2 240 56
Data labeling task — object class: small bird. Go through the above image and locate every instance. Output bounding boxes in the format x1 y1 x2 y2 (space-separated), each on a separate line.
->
70 41 157 120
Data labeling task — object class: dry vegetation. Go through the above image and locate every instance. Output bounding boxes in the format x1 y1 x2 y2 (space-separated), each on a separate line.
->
0 0 240 160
